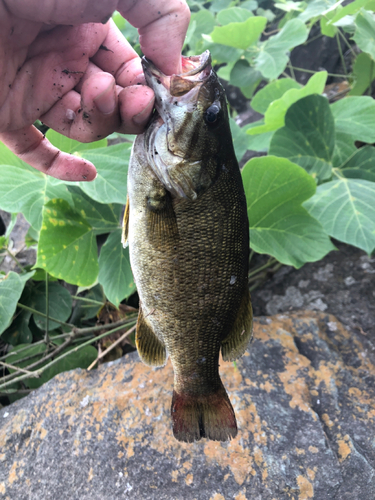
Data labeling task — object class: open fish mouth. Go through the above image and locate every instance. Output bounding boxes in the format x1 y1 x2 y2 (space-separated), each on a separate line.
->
141 51 214 200
142 51 212 97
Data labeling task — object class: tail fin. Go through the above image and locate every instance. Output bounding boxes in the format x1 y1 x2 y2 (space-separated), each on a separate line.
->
171 383 237 443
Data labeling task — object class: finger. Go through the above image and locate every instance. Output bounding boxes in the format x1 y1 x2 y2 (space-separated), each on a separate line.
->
119 0 190 75
41 73 155 139
41 72 120 142
90 20 146 87
2 24 108 132
0 126 97 181
4 0 117 25
118 85 155 134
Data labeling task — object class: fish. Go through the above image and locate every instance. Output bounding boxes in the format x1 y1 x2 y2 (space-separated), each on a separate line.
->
122 50 253 443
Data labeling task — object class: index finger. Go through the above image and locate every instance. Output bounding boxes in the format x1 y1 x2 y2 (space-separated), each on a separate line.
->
119 0 190 76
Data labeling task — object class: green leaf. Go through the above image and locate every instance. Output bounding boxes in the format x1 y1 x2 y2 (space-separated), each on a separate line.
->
241 0 258 10
243 156 335 267
217 7 253 24
1 310 33 346
331 133 357 168
331 96 375 144
320 10 337 37
269 95 335 182
36 199 99 286
188 9 215 52
230 118 251 162
349 52 375 96
352 9 375 60
209 0 234 12
0 272 34 335
28 281 73 331
46 129 107 153
248 71 327 135
68 186 121 235
328 0 369 25
254 19 308 80
42 345 98 382
230 60 262 91
304 177 375 254
74 284 105 321
208 16 266 50
77 143 131 204
251 78 301 114
0 143 73 231
98 229 135 307
5 343 47 389
298 0 338 22
339 146 375 182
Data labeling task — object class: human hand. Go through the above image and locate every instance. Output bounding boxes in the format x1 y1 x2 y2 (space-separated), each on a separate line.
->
0 0 190 181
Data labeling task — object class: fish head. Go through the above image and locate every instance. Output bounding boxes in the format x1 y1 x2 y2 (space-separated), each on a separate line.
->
142 51 232 199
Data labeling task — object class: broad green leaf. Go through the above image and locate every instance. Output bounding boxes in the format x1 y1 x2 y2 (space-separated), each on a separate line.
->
230 118 252 162
0 143 72 231
352 9 375 60
241 0 258 10
332 133 357 168
204 42 242 65
274 0 303 12
269 95 334 182
304 178 375 254
339 146 375 182
209 16 266 50
78 143 131 204
209 0 234 12
98 229 135 307
320 10 337 37
1 310 32 346
230 59 262 90
254 19 308 80
328 0 369 24
349 52 375 96
331 96 375 144
68 186 121 235
217 7 253 24
28 281 73 331
0 272 34 335
188 9 215 52
74 284 105 321
251 78 301 114
36 199 99 286
5 343 47 389
42 345 98 382
248 71 327 135
298 0 338 22
46 129 107 153
243 156 335 267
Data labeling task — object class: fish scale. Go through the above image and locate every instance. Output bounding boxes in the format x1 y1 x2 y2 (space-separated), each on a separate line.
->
123 51 253 442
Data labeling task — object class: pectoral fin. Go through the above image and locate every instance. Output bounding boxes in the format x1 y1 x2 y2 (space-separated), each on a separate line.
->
136 304 166 367
121 195 130 248
221 288 253 362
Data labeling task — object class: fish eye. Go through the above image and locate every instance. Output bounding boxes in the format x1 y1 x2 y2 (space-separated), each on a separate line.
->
204 103 220 124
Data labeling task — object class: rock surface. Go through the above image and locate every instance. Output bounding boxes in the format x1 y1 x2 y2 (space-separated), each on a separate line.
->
1 311 374 500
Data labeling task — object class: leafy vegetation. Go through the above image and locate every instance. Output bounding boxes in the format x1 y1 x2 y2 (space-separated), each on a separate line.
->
1 0 375 400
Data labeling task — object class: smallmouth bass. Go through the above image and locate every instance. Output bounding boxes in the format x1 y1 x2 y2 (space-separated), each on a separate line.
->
123 51 253 443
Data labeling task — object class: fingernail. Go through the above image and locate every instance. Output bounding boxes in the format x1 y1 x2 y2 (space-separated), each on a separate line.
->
94 80 116 115
132 98 155 126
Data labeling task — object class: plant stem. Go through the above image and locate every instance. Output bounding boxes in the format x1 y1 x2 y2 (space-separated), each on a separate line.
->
71 295 104 306
5 248 26 273
17 303 74 328
87 324 137 371
248 258 277 278
290 66 345 78
337 28 356 58
288 61 296 80
45 273 49 347
0 322 136 391
336 32 348 77
0 360 39 377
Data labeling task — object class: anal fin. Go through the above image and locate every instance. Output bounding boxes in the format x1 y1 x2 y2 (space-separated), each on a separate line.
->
136 304 166 367
121 195 130 248
221 288 253 362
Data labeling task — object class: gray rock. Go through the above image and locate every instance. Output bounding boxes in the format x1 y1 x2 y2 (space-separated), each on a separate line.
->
1 312 374 500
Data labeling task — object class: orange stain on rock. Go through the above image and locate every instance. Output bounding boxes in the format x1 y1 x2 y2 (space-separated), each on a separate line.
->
297 475 314 499
0 483 5 494
185 473 193 485
337 437 351 461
